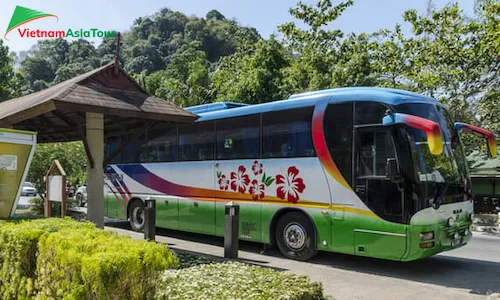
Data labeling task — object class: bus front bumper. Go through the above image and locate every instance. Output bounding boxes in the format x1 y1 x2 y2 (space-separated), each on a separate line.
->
403 220 472 261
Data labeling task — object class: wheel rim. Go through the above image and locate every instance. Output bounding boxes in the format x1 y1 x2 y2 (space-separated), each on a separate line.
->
283 223 306 251
131 206 145 228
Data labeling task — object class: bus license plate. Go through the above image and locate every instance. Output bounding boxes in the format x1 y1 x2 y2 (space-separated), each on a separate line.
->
451 239 461 247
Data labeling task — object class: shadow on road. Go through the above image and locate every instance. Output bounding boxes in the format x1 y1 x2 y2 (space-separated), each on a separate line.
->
106 220 500 296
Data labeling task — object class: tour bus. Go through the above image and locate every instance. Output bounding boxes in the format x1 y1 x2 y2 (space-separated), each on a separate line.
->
103 87 497 261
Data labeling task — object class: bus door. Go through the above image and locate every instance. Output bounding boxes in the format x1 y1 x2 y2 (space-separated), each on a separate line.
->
353 126 407 260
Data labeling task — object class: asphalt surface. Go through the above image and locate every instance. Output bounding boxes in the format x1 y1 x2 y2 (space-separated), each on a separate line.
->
17 195 35 208
106 221 500 300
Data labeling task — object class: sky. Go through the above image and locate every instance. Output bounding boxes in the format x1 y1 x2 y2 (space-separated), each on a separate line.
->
1 0 476 54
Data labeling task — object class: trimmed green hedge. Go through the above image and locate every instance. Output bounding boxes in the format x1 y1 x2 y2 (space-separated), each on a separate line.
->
0 218 95 299
36 228 179 299
0 218 179 300
159 256 325 300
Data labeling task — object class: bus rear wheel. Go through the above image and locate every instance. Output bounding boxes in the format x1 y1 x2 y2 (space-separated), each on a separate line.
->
275 212 317 261
129 200 145 232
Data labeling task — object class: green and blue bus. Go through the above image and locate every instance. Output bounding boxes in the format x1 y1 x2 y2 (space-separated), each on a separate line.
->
103 87 497 261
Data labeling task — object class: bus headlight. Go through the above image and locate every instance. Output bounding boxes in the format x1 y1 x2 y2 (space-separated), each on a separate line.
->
447 217 455 227
419 231 434 240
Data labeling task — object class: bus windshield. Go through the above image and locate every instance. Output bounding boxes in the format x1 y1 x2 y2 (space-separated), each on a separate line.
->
394 103 470 208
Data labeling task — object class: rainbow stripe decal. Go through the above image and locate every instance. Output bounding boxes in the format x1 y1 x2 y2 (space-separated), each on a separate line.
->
383 113 443 155
312 99 352 190
455 122 497 158
113 164 378 218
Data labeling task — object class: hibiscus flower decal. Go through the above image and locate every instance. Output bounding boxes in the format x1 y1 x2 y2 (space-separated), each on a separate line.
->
251 160 263 176
249 179 265 200
218 174 229 190
275 166 306 203
230 165 250 193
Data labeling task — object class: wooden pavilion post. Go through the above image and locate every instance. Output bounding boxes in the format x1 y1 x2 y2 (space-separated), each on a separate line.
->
86 113 104 228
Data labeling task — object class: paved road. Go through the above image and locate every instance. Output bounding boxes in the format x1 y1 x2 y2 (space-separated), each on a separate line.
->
17 195 35 208
107 221 500 300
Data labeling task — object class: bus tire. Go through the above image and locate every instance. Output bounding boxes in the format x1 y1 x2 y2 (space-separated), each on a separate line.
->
275 212 317 261
129 200 145 232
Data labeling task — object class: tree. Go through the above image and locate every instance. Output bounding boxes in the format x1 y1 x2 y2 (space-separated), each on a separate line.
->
0 40 17 101
140 42 211 107
66 39 99 66
53 62 95 83
26 142 86 197
278 0 376 94
370 2 500 152
370 26 416 90
206 10 226 21
20 57 55 91
33 39 69 71
212 36 289 104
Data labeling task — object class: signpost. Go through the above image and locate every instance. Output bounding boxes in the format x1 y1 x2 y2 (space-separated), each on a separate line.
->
0 128 37 218
45 160 67 217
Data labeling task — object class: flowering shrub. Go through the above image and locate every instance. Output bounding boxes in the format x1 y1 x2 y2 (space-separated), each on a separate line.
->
159 253 325 300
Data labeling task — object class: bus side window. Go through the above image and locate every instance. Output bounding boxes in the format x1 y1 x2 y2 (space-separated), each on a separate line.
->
262 107 315 159
145 124 178 162
216 115 260 160
121 133 147 164
106 137 122 164
178 122 214 161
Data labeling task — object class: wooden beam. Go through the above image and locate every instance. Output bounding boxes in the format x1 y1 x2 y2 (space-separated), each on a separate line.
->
0 101 57 127
18 117 62 130
38 115 57 128
103 120 155 166
52 110 78 127
54 102 197 124
83 138 95 169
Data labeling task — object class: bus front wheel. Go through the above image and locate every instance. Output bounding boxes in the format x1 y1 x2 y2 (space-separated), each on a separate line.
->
275 212 317 261
129 200 145 232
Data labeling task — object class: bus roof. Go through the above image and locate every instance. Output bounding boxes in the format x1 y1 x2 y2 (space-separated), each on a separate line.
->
193 87 440 122
185 102 249 114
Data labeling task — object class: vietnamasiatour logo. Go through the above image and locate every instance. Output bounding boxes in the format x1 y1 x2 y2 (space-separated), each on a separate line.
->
4 5 116 40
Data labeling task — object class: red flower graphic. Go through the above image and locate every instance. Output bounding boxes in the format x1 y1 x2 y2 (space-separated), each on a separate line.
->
275 166 306 203
249 179 265 200
230 165 250 193
251 160 263 176
218 174 229 190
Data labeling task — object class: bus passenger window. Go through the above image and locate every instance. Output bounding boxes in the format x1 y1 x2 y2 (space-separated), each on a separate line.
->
121 133 147 164
216 115 259 160
105 137 122 164
262 107 315 159
178 122 214 161
145 124 177 162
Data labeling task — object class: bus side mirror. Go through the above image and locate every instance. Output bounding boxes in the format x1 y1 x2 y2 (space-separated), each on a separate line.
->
386 158 399 182
383 113 443 155
455 122 497 158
